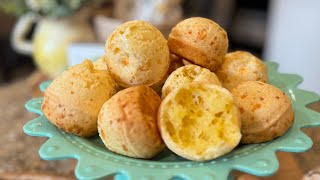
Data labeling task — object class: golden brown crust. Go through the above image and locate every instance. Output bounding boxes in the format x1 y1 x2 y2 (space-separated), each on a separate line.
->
168 37 210 67
150 54 184 95
231 81 294 144
98 86 165 159
105 20 170 87
216 51 268 91
161 64 222 98
93 56 108 71
42 91 97 137
41 60 117 137
168 17 228 71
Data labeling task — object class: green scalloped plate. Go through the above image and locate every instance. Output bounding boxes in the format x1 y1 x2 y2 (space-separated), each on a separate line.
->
23 61 320 180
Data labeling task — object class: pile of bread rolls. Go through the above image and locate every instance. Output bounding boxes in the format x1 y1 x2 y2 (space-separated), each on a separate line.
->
41 17 294 162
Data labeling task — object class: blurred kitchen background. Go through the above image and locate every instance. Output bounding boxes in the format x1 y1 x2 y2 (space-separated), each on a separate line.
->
1 0 268 83
1 0 319 94
0 0 320 179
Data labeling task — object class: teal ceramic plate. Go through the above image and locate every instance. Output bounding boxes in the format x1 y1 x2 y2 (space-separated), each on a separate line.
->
24 61 320 180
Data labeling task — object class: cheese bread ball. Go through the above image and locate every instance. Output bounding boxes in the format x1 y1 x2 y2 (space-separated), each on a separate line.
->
216 51 267 91
93 56 108 71
105 20 170 87
41 60 117 137
93 56 120 90
168 17 228 71
232 81 294 144
150 54 184 95
162 64 221 98
98 86 165 159
158 83 241 161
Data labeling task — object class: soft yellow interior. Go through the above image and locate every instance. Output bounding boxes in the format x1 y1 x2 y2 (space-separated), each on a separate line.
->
164 87 239 156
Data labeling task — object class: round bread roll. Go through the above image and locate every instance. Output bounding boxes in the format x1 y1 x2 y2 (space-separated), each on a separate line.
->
216 51 268 91
232 81 294 144
105 20 170 87
162 64 222 99
150 54 184 95
93 56 120 90
168 17 228 71
93 56 108 71
158 82 241 161
98 86 165 159
41 60 117 137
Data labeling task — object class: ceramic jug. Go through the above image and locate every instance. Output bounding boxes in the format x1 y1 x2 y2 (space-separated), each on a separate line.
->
11 12 95 78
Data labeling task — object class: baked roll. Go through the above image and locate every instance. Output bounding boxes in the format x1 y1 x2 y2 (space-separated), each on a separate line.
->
158 82 241 161
216 51 267 91
98 86 165 159
232 81 294 144
41 60 117 137
168 17 228 71
162 64 221 98
105 20 170 87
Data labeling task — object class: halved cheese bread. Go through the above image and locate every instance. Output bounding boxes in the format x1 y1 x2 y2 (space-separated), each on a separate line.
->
158 82 241 161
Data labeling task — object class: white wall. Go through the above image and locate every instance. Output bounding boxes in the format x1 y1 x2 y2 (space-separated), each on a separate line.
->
264 0 320 95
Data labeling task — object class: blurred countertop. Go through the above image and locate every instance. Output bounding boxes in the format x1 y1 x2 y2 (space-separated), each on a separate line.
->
0 72 76 180
0 72 319 180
